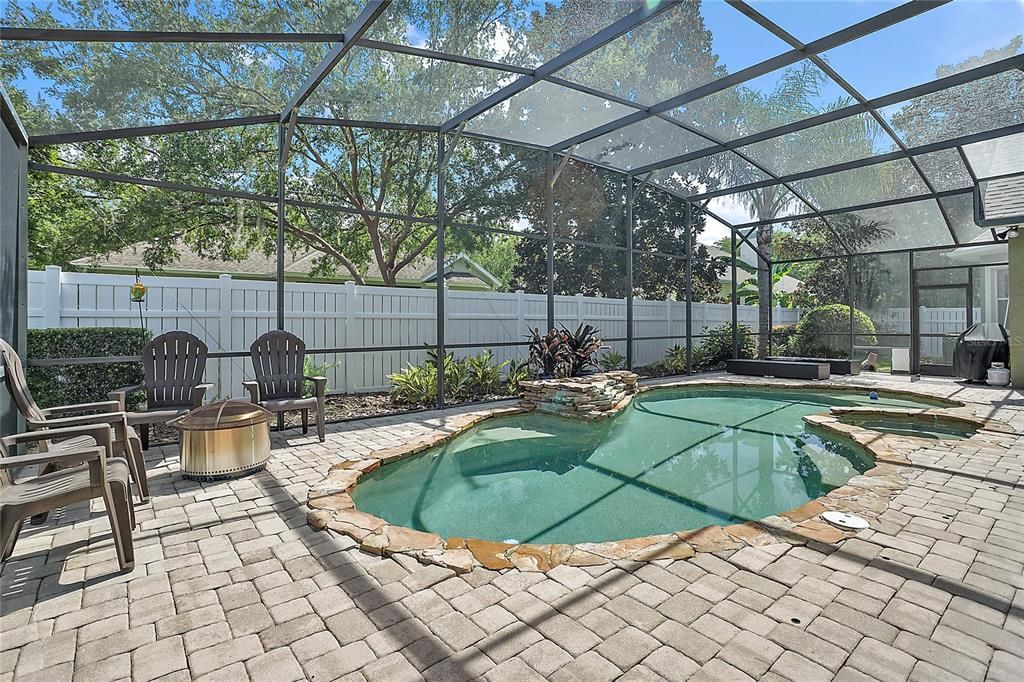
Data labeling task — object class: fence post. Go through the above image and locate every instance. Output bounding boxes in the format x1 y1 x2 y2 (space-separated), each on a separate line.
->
44 265 61 328
516 289 525 339
344 281 358 394
575 293 583 328
218 274 232 343
666 296 673 340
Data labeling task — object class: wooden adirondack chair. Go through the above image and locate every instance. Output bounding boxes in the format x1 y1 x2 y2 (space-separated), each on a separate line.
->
244 331 326 442
109 330 213 450
0 338 149 502
1 426 135 572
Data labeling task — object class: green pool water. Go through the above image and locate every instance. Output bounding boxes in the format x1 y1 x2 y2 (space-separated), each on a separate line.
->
841 417 974 440
352 387 941 544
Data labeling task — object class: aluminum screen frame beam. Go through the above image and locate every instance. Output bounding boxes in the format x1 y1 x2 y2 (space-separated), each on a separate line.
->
550 0 949 154
27 115 278 147
439 0 681 133
625 54 1024 178
684 123 1024 204
0 28 345 42
279 0 392 123
726 1 960 246
729 186 974 231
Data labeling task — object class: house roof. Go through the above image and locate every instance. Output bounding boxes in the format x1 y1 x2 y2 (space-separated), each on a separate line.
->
70 240 500 289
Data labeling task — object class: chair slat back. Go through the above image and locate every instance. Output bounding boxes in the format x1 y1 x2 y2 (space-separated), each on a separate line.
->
250 331 306 400
0 338 47 424
144 331 208 408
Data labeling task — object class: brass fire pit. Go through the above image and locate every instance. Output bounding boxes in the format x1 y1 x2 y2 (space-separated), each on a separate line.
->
175 400 272 480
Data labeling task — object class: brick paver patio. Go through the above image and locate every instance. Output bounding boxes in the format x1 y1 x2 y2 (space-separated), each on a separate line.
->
2 374 1022 681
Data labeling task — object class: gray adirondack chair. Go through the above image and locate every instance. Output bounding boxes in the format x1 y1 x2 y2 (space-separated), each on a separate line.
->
109 330 213 450
1 426 135 572
244 331 326 442
0 338 149 502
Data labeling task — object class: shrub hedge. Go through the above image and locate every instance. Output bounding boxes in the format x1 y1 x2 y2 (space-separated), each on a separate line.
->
791 305 877 358
694 323 756 370
26 327 152 410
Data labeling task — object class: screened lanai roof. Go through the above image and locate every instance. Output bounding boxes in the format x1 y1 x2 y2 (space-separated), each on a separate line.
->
2 0 1022 258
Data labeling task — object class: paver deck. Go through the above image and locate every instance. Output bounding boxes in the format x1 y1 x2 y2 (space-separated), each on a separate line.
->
2 373 1023 681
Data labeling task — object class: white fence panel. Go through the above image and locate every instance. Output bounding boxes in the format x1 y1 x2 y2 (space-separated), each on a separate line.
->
26 267 841 398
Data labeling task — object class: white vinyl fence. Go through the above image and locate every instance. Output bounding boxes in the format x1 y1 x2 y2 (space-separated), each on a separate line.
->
28 266 800 399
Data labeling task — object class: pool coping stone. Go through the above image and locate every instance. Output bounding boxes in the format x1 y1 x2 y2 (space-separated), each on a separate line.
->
306 379 1015 573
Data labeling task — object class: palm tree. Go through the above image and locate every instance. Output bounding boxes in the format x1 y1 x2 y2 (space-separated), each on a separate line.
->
720 63 877 355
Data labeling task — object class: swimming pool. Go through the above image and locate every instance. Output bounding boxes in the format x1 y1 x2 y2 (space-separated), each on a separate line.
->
351 386 941 545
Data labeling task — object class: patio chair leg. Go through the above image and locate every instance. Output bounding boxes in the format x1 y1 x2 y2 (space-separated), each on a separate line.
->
317 405 325 443
140 424 149 451
277 413 284 433
0 514 25 563
302 409 309 434
121 441 149 504
101 481 134 572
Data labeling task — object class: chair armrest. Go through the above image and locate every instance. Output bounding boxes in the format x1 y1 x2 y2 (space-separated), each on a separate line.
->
191 383 215 408
108 385 145 410
3 425 112 449
42 400 121 416
0 447 103 471
242 381 260 403
31 411 126 430
305 376 328 400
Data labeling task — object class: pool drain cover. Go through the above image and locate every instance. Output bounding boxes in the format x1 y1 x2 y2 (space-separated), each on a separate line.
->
821 511 869 531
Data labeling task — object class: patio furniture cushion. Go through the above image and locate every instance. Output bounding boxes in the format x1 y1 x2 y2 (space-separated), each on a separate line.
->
726 359 830 380
767 357 861 375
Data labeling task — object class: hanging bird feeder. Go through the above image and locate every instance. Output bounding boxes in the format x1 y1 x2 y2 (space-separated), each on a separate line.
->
130 270 147 302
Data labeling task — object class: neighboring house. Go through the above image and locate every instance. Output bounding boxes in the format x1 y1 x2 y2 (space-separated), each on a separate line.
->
706 244 803 300
70 240 502 291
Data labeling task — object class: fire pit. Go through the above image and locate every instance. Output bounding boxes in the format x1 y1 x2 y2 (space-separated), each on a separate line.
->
174 400 272 480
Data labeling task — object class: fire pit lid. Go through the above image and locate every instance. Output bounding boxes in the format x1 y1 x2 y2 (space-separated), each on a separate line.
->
175 400 272 431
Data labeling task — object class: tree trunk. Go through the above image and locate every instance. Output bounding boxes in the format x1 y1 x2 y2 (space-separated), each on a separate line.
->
757 225 773 358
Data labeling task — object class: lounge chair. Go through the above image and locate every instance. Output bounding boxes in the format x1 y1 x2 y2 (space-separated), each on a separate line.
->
109 330 213 450
0 338 149 502
1 427 135 572
245 330 326 442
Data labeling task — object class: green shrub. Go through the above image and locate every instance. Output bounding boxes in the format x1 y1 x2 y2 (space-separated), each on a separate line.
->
26 327 152 410
791 305 877 358
505 359 531 396
302 357 336 398
389 350 513 405
695 323 756 370
598 350 625 371
771 324 797 356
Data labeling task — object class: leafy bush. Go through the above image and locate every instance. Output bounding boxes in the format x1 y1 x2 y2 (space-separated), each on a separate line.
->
26 327 152 410
505 359 531 396
389 362 438 405
692 323 756 370
466 350 507 395
302 357 336 398
663 344 688 372
526 328 566 377
389 350 520 405
526 325 605 378
791 305 877 358
562 324 604 376
770 324 797 356
598 349 625 372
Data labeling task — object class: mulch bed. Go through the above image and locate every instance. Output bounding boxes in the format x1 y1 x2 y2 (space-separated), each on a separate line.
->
147 391 514 447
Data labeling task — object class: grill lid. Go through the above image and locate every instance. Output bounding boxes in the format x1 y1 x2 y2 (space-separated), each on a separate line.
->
174 400 272 431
